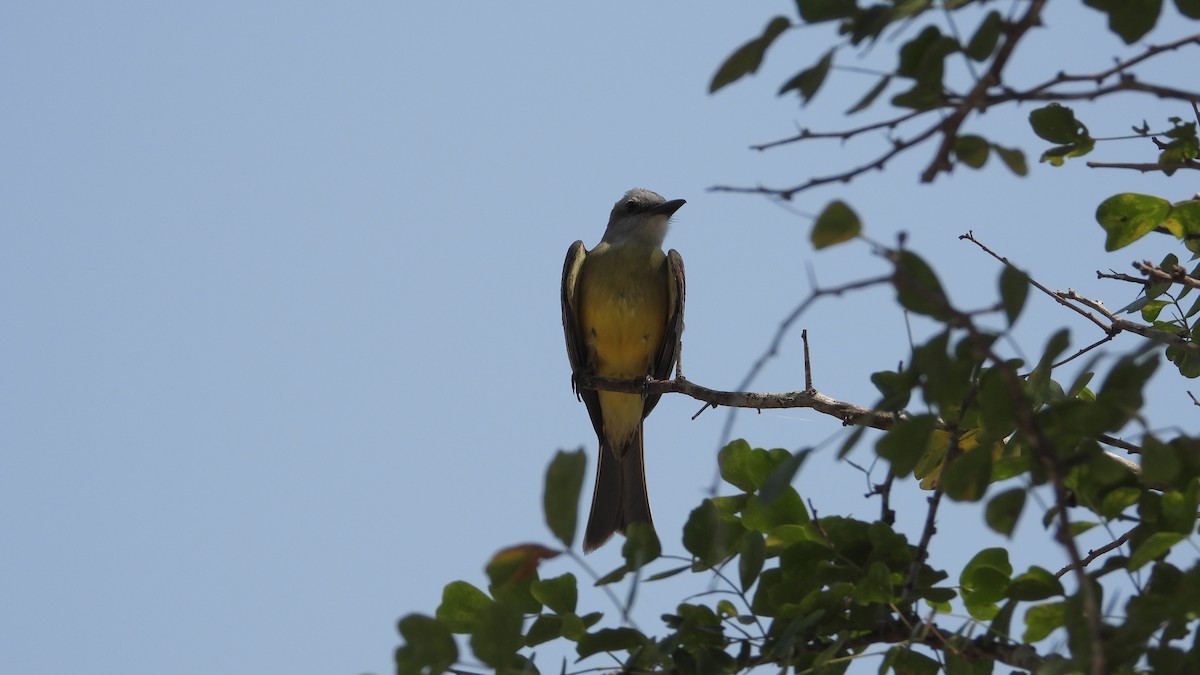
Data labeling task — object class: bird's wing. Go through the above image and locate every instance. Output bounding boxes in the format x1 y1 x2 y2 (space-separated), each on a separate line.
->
644 249 685 417
561 241 606 436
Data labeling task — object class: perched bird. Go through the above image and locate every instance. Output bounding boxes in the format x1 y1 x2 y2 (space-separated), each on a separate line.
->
561 188 686 551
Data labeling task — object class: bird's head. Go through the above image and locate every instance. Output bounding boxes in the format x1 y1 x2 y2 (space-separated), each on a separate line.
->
601 188 686 246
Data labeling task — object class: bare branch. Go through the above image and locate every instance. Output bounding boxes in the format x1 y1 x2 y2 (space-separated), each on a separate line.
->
580 373 898 428
1055 528 1137 578
960 231 1112 333
1015 34 1200 99
711 29 1199 199
1087 161 1200 172
711 125 941 199
1134 260 1200 290
750 109 926 151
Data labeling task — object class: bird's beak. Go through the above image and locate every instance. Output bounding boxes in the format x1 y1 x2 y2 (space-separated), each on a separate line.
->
650 199 686 217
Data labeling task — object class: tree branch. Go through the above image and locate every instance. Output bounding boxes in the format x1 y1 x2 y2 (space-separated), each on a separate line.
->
918 0 1048 183
750 109 926 151
579 373 897 428
1087 161 1200 172
1055 528 1137 579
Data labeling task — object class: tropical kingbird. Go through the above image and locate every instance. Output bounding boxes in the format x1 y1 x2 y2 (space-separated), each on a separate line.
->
561 188 686 551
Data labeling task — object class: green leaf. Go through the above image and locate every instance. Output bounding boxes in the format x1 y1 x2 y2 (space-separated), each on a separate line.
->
524 615 562 647
710 16 791 93
892 82 944 111
1166 342 1200 378
1069 521 1099 536
544 449 585 548
1128 532 1185 570
1029 105 1094 166
871 369 913 410
954 134 990 169
743 489 808 532
485 544 558 610
896 26 958 86
811 199 862 249
999 265 1030 325
1096 193 1171 251
559 612 586 641
797 0 858 23
468 601 524 669
594 563 629 586
994 145 1029 176
577 627 647 658
882 646 941 675
853 560 895 605
1162 200 1200 240
718 439 769 491
1023 601 1065 642
1008 566 1064 601
1176 0 1200 20
1040 137 1095 166
942 443 993 502
683 499 744 568
739 532 766 592
1026 329 1070 409
965 11 1002 61
1101 486 1142 518
778 49 834 103
436 581 494 633
621 522 661 570
1095 353 1159 430
1141 299 1170 322
396 614 458 675
846 75 891 114
1161 489 1197 533
530 573 577 614
1083 0 1164 43
877 414 936 476
985 487 1026 536
962 548 1012 620
894 250 951 319
645 564 690 581
848 5 893 44
986 599 1017 648
1029 104 1088 144
760 449 808 503
1141 436 1182 486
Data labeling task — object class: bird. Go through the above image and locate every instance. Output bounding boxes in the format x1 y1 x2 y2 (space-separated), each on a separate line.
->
561 188 686 551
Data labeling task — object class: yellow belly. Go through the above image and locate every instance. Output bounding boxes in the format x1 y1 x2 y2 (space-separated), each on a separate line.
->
577 244 669 449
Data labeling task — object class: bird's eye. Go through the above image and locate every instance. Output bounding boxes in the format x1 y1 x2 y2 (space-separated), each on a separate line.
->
624 200 638 213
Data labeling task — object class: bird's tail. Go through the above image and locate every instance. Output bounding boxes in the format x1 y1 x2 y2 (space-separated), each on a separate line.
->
583 426 654 552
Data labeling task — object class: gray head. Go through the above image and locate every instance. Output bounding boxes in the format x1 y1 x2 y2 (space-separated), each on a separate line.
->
601 188 686 245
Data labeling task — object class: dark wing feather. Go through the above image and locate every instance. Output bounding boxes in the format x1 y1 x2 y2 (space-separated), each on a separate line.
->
561 241 606 439
643 248 685 417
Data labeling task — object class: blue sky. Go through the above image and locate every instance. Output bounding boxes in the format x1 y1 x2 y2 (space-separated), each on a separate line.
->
3 2 1197 674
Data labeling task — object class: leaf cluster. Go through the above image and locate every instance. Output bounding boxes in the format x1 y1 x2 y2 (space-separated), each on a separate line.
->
708 2 1199 197
393 4 1200 674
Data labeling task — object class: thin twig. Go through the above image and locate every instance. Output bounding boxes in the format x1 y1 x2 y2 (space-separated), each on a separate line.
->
1055 528 1137 578
1087 161 1200 172
802 329 814 392
1134 261 1200 290
750 109 926 151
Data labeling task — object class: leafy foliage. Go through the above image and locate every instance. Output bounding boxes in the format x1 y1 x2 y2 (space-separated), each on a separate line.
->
394 3 1200 674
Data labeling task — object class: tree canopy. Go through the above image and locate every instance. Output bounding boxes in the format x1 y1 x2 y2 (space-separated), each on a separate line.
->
397 2 1200 673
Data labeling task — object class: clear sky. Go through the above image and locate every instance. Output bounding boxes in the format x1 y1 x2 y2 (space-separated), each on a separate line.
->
3 2 1196 674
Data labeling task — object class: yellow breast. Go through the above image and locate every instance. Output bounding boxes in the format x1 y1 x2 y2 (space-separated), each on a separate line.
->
576 243 669 379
